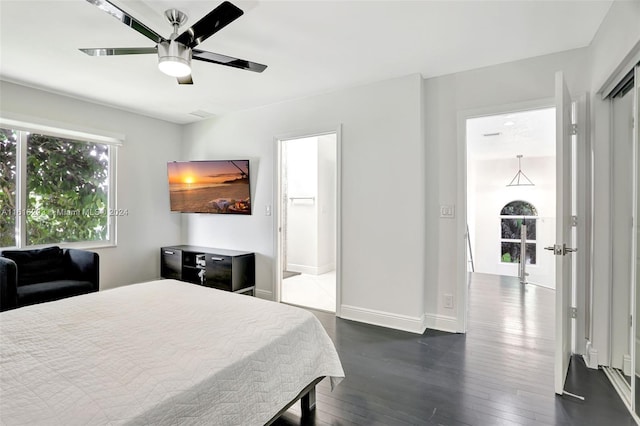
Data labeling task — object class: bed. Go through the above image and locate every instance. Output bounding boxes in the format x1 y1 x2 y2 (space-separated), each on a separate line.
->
0 279 344 425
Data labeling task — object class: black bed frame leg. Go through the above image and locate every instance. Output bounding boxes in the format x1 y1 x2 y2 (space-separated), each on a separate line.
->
301 385 316 415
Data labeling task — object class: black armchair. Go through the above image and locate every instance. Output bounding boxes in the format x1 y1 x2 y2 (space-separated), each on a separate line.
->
0 246 99 312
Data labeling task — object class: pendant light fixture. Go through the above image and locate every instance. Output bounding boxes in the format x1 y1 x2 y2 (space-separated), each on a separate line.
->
507 155 534 187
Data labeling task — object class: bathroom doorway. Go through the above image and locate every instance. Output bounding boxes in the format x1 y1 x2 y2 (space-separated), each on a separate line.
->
276 131 339 313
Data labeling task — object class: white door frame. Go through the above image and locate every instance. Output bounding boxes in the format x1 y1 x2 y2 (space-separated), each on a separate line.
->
457 95 590 354
456 97 557 333
273 125 343 316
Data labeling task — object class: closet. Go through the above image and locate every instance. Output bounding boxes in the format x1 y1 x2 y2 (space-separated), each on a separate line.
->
603 64 640 418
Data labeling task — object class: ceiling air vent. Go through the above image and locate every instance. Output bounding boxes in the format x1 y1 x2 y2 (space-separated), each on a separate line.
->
189 110 215 119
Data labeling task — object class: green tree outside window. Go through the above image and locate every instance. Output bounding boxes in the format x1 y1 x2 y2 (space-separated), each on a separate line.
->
0 128 110 248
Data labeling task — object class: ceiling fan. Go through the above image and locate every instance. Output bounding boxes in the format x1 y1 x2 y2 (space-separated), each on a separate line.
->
80 0 267 84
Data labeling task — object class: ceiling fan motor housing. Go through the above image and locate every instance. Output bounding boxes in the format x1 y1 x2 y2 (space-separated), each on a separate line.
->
157 40 192 77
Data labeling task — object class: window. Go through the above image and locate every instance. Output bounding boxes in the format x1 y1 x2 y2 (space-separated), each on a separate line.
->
0 129 17 247
0 123 118 249
500 200 537 265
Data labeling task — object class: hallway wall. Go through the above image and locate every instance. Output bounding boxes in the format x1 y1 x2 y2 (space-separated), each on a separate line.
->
423 47 590 331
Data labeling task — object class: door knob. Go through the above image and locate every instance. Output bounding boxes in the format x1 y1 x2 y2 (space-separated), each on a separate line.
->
544 244 577 255
545 245 563 255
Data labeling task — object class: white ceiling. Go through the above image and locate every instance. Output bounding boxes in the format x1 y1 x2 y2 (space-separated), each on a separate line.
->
467 107 556 161
0 0 612 124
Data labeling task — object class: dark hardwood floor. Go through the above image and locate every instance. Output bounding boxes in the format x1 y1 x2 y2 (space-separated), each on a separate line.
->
274 272 635 425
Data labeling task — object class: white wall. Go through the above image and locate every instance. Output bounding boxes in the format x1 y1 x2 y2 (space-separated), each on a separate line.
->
182 74 426 332
317 133 337 273
424 48 590 331
285 136 319 273
468 156 556 288
0 81 183 289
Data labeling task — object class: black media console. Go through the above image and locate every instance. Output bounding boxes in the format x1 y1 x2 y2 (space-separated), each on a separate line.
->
161 245 255 295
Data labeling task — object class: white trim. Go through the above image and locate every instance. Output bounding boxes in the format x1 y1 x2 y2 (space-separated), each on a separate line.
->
636 336 640 377
423 313 459 334
1 128 118 250
457 97 556 333
631 65 639 414
255 289 273 300
575 92 592 357
584 341 599 369
273 138 283 303
606 93 616 370
341 304 427 334
273 126 340 143
16 130 26 247
286 263 335 275
286 264 319 275
108 145 118 246
624 353 633 377
273 125 343 317
603 366 632 409
0 114 124 146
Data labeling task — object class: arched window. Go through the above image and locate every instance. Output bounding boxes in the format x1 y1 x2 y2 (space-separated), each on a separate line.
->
500 200 538 265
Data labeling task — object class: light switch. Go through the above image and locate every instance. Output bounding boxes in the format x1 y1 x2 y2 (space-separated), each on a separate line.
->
265 205 272 216
440 205 455 218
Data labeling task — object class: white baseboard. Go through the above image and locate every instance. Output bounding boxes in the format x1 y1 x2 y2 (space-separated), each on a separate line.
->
340 304 426 334
317 262 335 275
584 341 598 369
423 313 459 333
637 337 640 377
286 263 318 275
286 262 336 275
255 289 273 300
286 263 335 275
623 354 632 377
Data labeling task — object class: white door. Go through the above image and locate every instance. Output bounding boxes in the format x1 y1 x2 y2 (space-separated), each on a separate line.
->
552 71 576 395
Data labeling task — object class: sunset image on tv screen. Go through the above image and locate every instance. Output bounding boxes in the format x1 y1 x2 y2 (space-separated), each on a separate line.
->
167 160 251 214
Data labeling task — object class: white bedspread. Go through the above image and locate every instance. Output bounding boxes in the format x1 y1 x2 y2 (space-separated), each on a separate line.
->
0 279 344 425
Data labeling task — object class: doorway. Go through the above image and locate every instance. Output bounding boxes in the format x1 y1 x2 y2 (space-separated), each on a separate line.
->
464 105 560 391
466 107 557 288
276 131 339 313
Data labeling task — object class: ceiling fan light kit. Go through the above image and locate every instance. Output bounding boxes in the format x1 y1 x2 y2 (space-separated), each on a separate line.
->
158 40 192 77
81 0 267 84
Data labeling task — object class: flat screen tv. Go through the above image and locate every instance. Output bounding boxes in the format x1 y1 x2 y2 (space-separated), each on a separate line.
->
167 160 251 214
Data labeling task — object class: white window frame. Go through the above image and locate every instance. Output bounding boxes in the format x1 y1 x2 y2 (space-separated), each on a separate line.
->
499 208 538 265
1 118 121 250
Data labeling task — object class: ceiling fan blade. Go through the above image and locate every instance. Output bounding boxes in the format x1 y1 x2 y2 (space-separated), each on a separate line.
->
175 1 243 48
80 47 158 56
193 50 267 73
177 75 194 85
85 0 164 44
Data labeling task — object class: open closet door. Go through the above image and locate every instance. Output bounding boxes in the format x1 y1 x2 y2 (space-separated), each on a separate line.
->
552 71 576 395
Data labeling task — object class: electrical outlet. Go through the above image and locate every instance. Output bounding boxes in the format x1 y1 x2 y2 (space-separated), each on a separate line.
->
265 205 272 216
443 294 454 308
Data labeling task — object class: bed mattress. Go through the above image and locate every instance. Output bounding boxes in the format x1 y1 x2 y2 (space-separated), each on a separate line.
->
0 279 344 425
